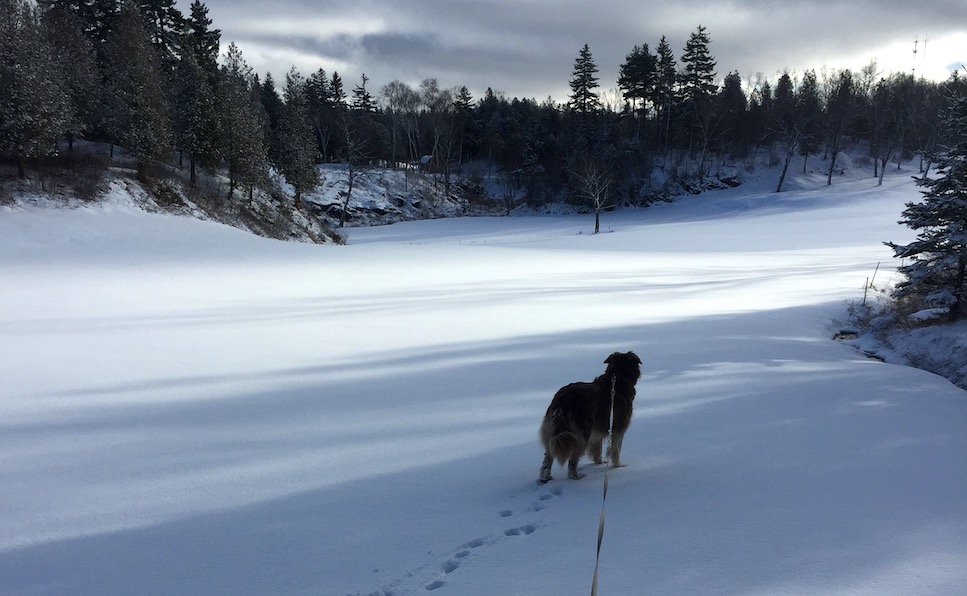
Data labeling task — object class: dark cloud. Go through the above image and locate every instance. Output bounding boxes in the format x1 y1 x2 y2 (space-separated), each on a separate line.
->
186 0 967 101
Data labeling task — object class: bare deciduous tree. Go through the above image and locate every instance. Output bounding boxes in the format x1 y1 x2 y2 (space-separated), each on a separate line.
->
571 159 614 234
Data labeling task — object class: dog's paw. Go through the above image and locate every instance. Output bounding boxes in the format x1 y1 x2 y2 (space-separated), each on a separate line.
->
611 462 627 468
568 472 585 480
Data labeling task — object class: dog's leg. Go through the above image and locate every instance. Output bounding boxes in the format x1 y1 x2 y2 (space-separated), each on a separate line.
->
587 432 604 465
538 453 554 484
608 432 627 468
567 455 584 480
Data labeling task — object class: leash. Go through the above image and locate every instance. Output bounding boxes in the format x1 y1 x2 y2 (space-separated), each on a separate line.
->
590 374 617 596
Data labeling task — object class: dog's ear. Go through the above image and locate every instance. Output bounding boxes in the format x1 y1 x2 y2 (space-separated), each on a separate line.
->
604 352 619 364
628 351 642 364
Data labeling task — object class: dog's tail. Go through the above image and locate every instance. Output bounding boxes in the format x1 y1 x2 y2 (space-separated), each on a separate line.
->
539 408 582 465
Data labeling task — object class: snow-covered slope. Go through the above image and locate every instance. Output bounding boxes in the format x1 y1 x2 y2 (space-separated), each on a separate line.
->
1 163 965 595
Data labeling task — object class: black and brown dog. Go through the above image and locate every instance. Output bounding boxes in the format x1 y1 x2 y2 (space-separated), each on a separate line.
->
538 351 642 483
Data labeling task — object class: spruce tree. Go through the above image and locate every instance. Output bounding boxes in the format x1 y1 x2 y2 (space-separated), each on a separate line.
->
184 0 219 78
653 35 677 151
219 41 268 199
277 67 321 204
351 73 377 113
0 0 70 177
41 3 99 151
680 25 717 108
173 52 219 185
100 0 172 169
797 70 822 172
886 91 967 321
617 43 656 117
567 43 601 114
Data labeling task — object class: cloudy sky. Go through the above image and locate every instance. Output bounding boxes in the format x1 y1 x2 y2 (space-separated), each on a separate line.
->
187 0 967 102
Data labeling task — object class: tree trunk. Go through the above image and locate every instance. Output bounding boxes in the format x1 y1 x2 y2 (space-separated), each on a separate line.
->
776 151 793 193
826 141 840 186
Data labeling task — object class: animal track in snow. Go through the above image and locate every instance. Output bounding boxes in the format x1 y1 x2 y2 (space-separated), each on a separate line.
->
503 524 537 537
369 486 562 594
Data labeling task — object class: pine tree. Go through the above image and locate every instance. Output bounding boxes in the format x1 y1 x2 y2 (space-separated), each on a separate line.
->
567 43 601 114
136 0 184 66
277 67 321 204
184 0 219 77
41 4 99 150
259 72 285 166
823 69 858 185
797 69 822 172
351 73 377 113
886 91 967 321
653 35 677 152
219 42 268 199
718 71 747 157
100 0 172 169
0 0 71 178
680 25 717 108
173 52 219 185
617 43 656 117
329 71 347 107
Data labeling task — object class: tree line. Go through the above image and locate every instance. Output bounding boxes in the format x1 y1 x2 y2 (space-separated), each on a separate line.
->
2 1 965 210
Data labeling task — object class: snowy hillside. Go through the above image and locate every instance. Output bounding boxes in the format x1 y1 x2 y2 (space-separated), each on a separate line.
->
1 162 965 595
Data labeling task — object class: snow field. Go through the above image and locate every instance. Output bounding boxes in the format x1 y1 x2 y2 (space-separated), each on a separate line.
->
1 165 965 595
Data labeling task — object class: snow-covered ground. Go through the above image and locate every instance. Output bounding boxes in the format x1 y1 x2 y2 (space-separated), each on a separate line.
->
1 163 965 595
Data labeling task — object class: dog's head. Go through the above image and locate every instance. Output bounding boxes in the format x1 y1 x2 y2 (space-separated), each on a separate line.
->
604 351 642 383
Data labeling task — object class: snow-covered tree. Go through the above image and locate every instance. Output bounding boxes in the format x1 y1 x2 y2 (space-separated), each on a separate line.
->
173 52 219 185
277 67 321 204
0 0 70 178
219 42 268 199
41 3 99 151
886 91 967 321
100 1 172 169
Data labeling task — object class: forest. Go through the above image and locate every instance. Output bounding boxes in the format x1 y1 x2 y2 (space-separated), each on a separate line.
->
1 0 966 210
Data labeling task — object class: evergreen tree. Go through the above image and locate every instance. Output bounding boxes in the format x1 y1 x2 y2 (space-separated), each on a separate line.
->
453 85 475 163
41 3 99 150
617 43 656 117
136 0 184 66
680 25 717 108
717 70 747 156
824 69 858 185
219 41 268 199
259 72 285 165
886 91 967 321
39 0 117 50
351 73 377 113
100 0 172 168
679 25 717 165
0 0 71 178
797 69 822 172
329 71 347 107
653 35 677 152
305 68 333 161
567 43 601 114
184 0 219 77
772 71 800 191
277 67 321 203
173 52 219 185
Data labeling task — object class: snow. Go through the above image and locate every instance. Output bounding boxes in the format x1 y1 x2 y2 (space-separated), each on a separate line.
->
1 163 966 595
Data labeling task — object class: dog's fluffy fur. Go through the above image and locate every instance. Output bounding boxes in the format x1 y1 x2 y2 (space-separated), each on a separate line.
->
538 351 642 483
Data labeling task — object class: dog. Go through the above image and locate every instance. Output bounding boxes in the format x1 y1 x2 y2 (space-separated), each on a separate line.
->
538 351 642 483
